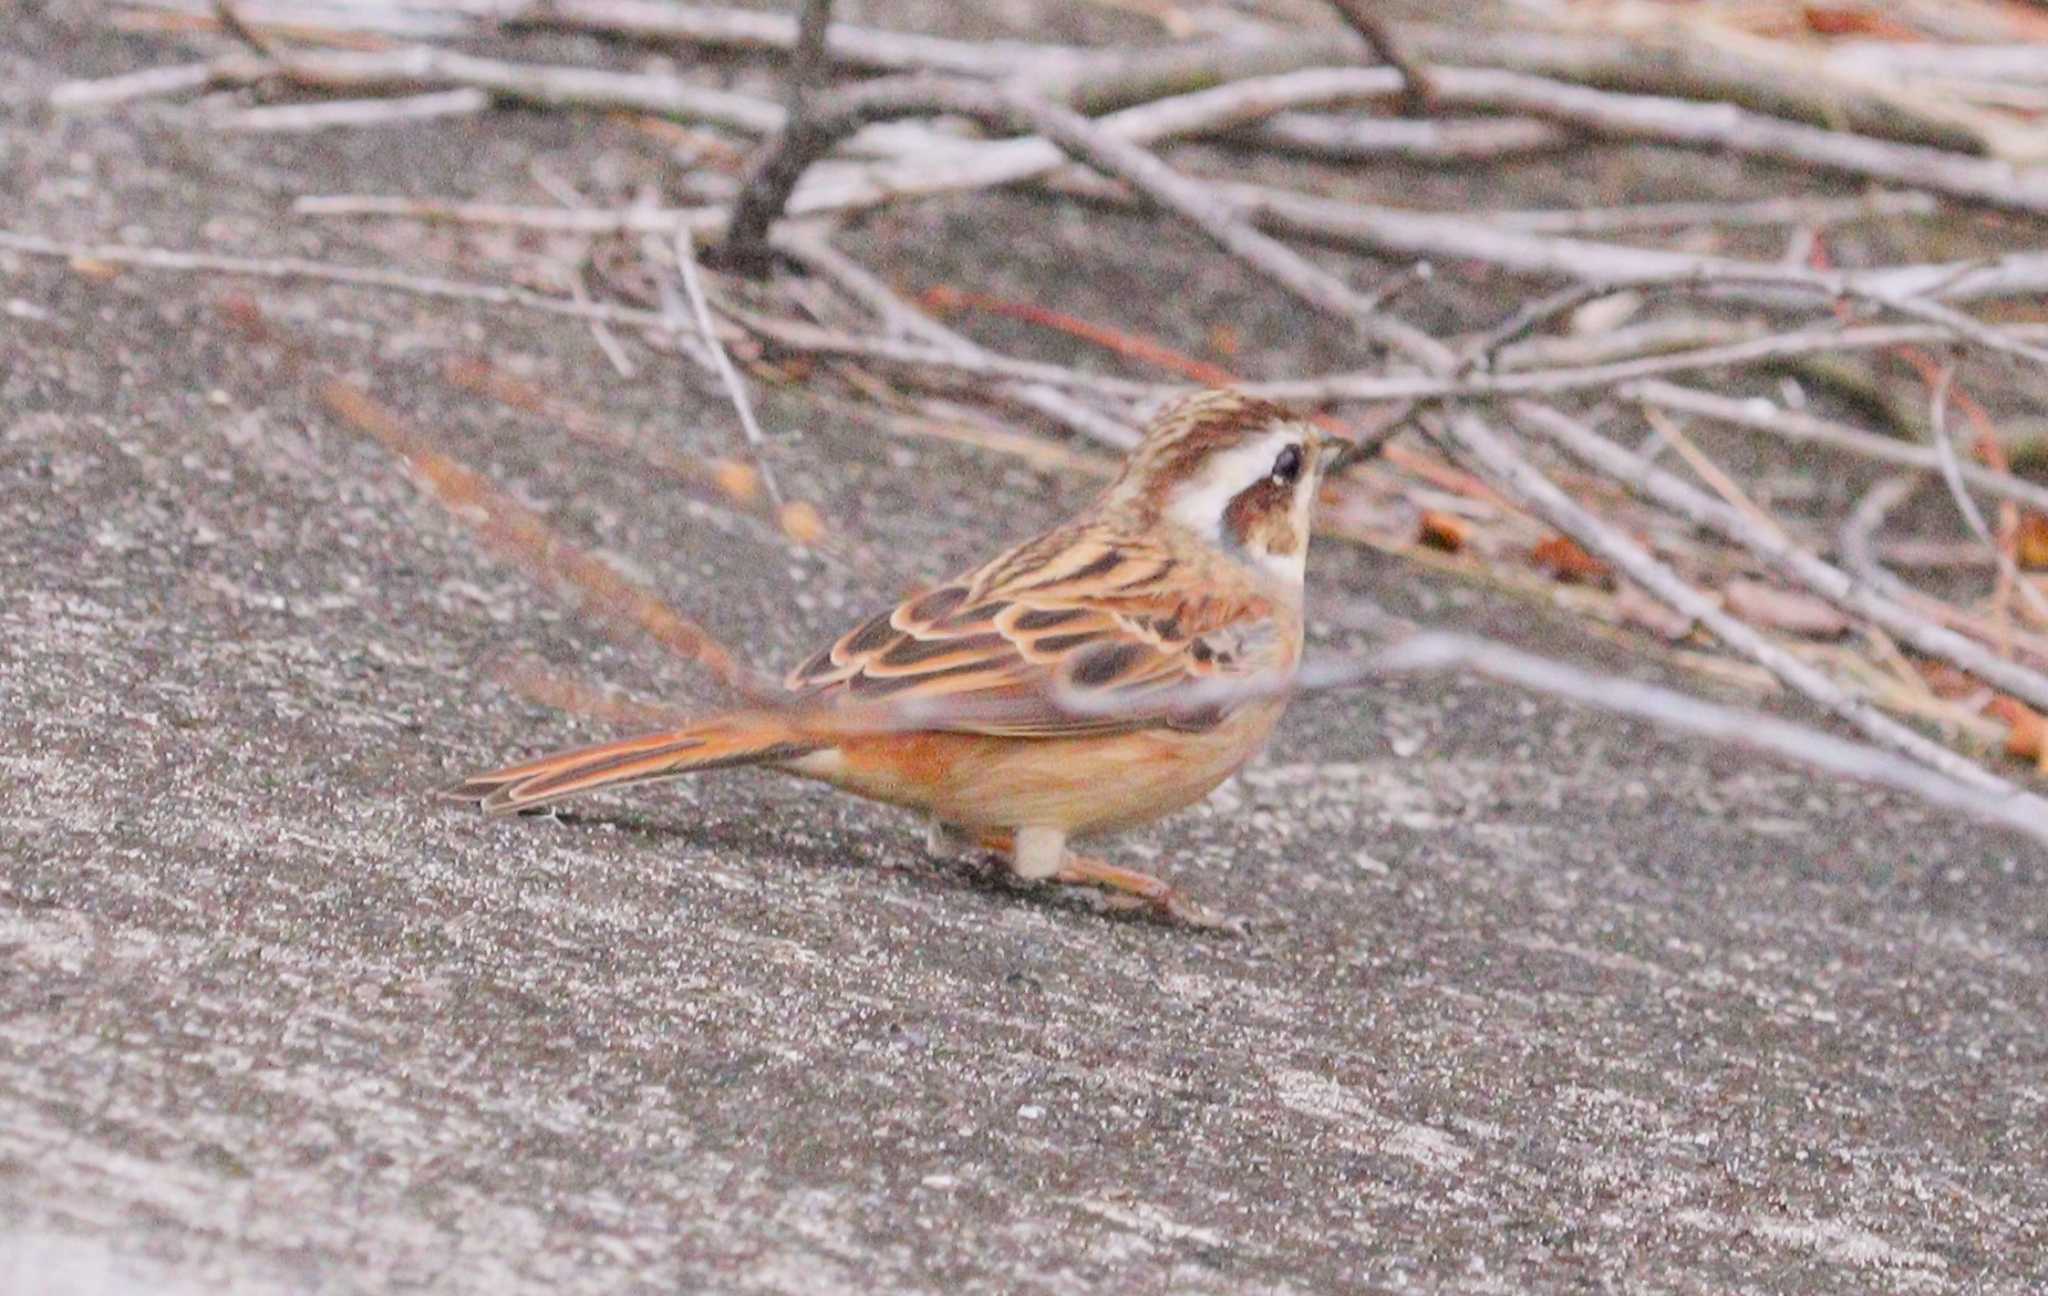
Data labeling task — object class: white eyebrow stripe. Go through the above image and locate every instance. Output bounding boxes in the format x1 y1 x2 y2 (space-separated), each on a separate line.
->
1163 433 1292 542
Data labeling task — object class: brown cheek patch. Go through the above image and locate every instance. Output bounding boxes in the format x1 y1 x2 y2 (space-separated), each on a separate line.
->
1222 478 1295 552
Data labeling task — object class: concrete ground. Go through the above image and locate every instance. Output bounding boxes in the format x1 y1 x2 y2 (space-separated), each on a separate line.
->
3 4 2045 1293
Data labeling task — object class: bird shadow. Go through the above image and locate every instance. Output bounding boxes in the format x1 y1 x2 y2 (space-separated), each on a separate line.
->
515 805 1218 933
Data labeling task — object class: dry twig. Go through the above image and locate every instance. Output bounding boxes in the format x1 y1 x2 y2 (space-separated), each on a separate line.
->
1513 402 2048 713
1436 409 2035 800
669 226 787 509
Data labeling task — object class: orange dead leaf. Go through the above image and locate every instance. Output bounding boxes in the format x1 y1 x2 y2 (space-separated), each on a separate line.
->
712 458 762 506
1529 535 1613 585
2017 513 2048 568
1801 7 1924 39
1986 695 2047 765
1416 509 1470 553
777 499 827 546
1913 658 1988 701
68 256 121 282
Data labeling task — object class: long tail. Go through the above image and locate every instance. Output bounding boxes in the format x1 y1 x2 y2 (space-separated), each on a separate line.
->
443 712 823 815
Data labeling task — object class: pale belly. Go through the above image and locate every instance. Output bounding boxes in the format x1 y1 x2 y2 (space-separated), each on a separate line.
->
785 701 1285 837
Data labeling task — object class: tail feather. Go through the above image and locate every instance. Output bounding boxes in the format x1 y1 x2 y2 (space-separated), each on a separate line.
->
444 713 820 815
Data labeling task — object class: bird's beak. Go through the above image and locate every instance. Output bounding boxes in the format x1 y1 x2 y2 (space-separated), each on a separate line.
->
1320 436 1368 477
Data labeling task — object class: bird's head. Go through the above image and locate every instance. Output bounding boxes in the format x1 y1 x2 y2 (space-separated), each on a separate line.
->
1104 389 1347 585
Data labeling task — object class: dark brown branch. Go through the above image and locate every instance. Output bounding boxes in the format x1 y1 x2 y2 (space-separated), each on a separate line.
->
712 0 832 275
713 74 1451 368
1325 0 1433 114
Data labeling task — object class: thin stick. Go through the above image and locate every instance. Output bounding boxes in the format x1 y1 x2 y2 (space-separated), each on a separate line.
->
566 270 638 379
1436 408 2030 798
1929 361 1997 554
1926 360 2048 632
772 229 1142 450
1639 404 1786 544
0 225 721 324
1240 113 1569 162
716 74 1452 371
1839 477 1925 606
213 0 281 58
315 376 778 702
1247 323 2048 406
1477 191 1940 235
1626 381 2048 518
290 181 2048 313
211 87 491 131
13 229 2048 426
1515 401 2048 714
1356 632 2048 850
671 225 785 509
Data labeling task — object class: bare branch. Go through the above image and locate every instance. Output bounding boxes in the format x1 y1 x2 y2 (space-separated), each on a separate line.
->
1925 361 2048 628
1512 400 2048 713
1433 408 2036 800
772 230 1142 450
716 0 833 275
1477 191 1940 235
1240 113 1569 162
1627 381 2048 518
1248 322 2048 406
211 88 490 131
712 74 1452 371
670 226 785 509
1356 633 2048 850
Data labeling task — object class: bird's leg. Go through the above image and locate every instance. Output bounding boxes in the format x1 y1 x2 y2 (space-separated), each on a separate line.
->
1052 853 1239 932
968 827 1239 932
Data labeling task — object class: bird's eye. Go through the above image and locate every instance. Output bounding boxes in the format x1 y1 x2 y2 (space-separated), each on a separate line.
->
1270 444 1304 485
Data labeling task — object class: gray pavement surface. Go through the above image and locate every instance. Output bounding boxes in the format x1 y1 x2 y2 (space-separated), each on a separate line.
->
4 5 2046 1293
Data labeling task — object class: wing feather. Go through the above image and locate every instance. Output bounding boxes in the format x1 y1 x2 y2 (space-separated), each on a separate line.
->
781 525 1292 737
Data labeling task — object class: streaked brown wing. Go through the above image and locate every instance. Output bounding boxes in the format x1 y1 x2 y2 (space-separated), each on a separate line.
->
782 526 1285 738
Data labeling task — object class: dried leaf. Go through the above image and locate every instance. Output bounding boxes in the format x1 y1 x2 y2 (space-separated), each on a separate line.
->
1986 695 2047 766
1801 7 1922 39
1914 659 1987 702
1529 535 1612 585
1723 578 1850 638
711 458 761 505
778 500 827 546
1416 509 1470 553
2017 513 2048 568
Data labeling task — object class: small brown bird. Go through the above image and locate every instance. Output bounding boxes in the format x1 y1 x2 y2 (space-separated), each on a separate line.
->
446 390 1344 927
